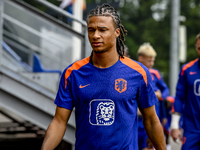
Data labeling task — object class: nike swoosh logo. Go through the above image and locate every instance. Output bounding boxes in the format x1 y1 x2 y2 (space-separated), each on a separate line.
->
189 71 197 75
79 84 90 88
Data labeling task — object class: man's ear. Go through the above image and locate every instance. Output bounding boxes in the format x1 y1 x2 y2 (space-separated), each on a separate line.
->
138 55 143 62
115 28 120 38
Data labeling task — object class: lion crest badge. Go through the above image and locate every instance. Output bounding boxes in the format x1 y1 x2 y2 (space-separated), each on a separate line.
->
89 99 115 126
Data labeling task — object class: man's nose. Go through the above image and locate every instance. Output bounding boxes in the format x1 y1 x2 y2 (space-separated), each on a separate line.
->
93 30 100 38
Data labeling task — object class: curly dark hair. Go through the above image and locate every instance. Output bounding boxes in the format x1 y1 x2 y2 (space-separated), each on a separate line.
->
87 3 127 58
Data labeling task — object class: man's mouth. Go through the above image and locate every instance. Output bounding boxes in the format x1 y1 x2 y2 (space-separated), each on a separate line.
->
92 42 102 47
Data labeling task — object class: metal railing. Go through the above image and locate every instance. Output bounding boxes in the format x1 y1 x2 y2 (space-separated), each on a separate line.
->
0 0 91 93
0 0 88 147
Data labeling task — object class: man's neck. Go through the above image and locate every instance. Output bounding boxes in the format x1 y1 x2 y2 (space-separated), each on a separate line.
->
91 50 119 68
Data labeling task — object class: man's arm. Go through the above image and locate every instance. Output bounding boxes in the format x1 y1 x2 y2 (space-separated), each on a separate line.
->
156 71 170 100
170 66 186 142
170 112 182 142
137 108 142 116
154 90 162 100
41 106 72 150
140 105 166 150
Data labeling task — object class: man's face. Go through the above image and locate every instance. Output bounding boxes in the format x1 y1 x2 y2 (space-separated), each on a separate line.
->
196 39 200 58
87 16 120 53
138 55 155 69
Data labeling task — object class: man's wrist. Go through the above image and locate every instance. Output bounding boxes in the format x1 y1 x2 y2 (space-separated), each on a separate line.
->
170 113 181 129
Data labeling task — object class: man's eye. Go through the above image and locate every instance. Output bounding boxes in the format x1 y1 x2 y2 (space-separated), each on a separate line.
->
88 29 94 31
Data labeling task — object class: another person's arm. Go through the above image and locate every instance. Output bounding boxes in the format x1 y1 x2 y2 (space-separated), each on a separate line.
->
170 112 182 141
140 105 166 150
154 89 162 100
170 66 186 141
137 108 142 116
41 106 72 150
156 71 170 100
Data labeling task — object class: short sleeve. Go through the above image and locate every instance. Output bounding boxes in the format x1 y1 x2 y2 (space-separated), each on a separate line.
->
138 67 158 109
54 68 74 110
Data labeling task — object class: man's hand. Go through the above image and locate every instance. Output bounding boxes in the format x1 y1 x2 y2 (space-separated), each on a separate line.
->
170 129 182 142
147 138 154 149
154 90 162 100
137 108 142 116
170 113 181 143
162 118 168 126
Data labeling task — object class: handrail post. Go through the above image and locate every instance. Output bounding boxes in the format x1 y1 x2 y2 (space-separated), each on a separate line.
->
169 0 180 96
0 0 4 66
